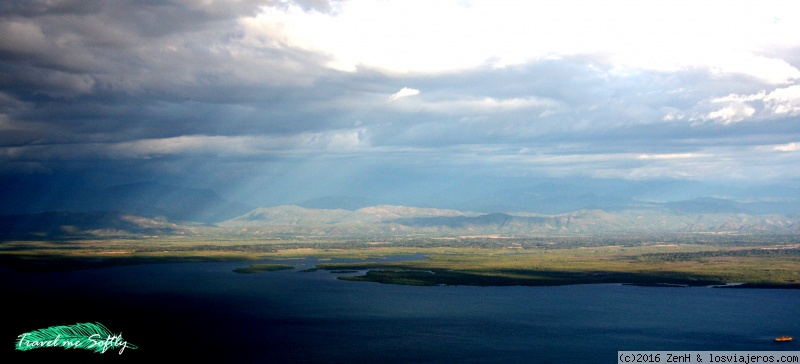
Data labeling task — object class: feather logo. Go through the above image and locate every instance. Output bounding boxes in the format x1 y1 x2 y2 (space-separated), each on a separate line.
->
16 322 138 354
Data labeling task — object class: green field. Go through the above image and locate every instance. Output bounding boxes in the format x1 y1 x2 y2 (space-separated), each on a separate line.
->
1 234 798 288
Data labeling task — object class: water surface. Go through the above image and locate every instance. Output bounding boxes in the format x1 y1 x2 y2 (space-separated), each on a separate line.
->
4 258 798 363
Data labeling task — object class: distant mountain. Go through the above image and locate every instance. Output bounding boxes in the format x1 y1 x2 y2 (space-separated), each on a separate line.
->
96 182 252 223
3 174 797 222
0 211 184 239
2 204 797 239
392 210 632 234
663 197 800 215
450 180 800 214
221 205 800 236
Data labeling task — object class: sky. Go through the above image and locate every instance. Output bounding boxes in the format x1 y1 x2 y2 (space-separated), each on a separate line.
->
1 0 800 209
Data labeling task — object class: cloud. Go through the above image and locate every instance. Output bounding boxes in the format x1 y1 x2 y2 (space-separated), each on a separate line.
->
389 87 420 101
0 0 329 101
764 85 800 116
0 20 50 56
244 0 800 81
1 0 800 208
0 128 371 165
636 153 708 160
698 84 800 124
404 96 559 112
706 104 757 125
773 142 800 152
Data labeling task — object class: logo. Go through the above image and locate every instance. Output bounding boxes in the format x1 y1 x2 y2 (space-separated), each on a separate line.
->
16 322 137 355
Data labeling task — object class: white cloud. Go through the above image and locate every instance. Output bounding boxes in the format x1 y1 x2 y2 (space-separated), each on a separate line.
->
706 104 757 124
700 84 800 124
245 0 800 81
763 85 800 116
636 153 707 160
389 87 420 101
388 95 561 114
661 108 686 122
773 142 800 152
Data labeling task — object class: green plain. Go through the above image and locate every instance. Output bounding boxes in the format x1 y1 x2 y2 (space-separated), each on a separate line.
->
0 234 798 288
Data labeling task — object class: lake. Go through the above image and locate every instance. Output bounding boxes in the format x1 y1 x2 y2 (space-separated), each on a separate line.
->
4 258 799 363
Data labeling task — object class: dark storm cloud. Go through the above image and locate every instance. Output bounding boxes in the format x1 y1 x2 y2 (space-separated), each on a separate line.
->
0 0 337 99
0 0 357 150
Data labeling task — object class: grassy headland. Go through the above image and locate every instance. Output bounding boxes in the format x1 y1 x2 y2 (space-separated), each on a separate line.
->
233 263 295 274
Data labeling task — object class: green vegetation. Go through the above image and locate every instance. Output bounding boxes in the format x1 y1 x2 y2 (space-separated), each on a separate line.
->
319 243 800 287
336 269 723 287
0 234 798 288
233 263 294 274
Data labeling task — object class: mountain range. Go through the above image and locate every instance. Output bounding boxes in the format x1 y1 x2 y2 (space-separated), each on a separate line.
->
219 204 799 236
1 181 798 239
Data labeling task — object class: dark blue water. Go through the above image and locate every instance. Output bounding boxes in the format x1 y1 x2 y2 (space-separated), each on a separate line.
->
4 259 799 363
